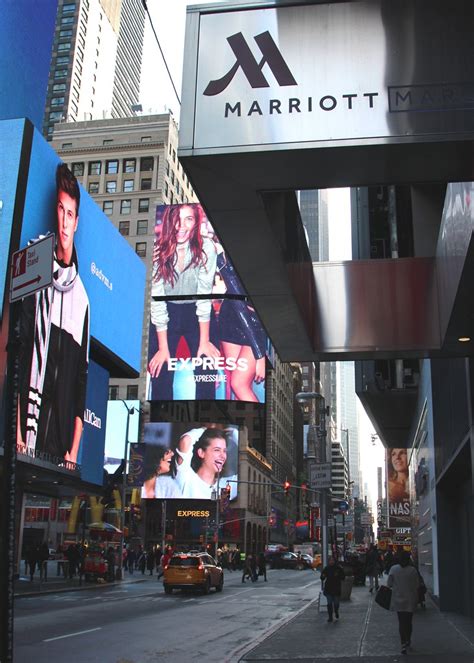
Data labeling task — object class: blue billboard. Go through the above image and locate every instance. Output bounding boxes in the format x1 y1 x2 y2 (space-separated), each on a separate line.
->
20 128 145 372
79 360 109 485
0 1 57 130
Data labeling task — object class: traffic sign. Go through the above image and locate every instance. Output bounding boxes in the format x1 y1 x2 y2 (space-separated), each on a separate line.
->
309 462 332 489
10 235 54 303
338 500 349 513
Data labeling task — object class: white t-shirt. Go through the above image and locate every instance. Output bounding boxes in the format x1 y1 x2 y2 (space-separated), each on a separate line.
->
140 475 181 499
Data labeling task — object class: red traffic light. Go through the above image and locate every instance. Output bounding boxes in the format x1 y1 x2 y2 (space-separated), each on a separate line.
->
283 480 291 495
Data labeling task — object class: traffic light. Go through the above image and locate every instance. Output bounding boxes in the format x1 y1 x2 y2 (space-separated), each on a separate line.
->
283 480 291 496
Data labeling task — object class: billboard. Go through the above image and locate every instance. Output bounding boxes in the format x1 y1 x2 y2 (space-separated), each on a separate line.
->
147 203 267 403
130 422 239 501
103 400 140 475
386 448 411 529
8 124 145 481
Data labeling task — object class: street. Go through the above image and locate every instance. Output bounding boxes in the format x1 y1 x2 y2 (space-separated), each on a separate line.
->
14 568 319 663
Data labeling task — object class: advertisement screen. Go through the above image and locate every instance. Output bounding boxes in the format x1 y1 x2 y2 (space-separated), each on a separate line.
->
147 203 267 403
79 360 109 485
386 447 411 529
14 127 144 477
104 400 140 474
130 422 239 501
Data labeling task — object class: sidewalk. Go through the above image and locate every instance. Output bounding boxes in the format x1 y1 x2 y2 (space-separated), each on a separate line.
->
238 582 474 662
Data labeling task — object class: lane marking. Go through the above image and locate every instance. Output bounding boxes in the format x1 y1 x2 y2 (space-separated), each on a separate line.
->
44 627 102 642
358 594 373 656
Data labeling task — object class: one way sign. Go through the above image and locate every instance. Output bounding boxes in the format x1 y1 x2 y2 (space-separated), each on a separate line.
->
10 235 54 303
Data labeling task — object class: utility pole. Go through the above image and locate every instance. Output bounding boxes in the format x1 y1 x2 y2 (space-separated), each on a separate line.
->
118 402 136 580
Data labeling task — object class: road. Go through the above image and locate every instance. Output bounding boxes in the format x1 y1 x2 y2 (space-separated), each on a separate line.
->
14 568 320 663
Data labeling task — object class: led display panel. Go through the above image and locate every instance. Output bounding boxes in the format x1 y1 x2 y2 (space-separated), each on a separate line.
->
386 447 411 529
130 422 239 501
147 204 267 403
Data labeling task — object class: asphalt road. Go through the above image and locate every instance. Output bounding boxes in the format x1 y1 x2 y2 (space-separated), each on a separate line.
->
14 568 320 663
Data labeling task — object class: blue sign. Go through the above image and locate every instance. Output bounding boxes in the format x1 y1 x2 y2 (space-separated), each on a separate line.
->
338 500 349 513
79 360 109 485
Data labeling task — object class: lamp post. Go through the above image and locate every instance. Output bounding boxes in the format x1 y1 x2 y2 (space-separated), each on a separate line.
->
118 401 136 580
295 392 329 570
212 472 221 560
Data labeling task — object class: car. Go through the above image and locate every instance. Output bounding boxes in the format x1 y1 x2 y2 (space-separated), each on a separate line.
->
266 551 311 570
163 553 224 595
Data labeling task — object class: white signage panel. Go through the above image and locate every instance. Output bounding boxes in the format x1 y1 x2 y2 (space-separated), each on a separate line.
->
309 462 332 489
10 235 54 303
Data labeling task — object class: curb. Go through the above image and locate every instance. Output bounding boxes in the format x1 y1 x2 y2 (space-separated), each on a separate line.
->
224 596 318 663
14 577 147 599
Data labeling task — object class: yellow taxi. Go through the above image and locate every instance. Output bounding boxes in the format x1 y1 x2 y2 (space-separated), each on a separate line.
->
163 552 224 594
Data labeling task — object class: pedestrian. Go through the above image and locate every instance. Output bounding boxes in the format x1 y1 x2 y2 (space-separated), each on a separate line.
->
155 545 163 573
250 553 258 582
127 547 136 574
384 548 395 574
39 541 49 581
232 547 240 571
366 543 380 593
257 551 267 582
241 554 253 583
27 544 38 582
387 550 420 655
146 548 155 576
106 547 116 582
320 556 346 623
158 546 172 580
137 547 146 574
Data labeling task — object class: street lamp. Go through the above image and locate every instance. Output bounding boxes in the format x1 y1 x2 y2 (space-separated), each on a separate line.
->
295 392 329 571
211 472 221 559
118 401 137 579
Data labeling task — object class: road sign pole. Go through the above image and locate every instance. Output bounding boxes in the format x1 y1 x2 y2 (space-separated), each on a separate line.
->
1 300 21 663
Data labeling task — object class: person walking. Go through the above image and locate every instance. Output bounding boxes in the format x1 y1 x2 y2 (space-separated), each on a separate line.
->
387 550 420 655
241 554 253 583
257 551 267 582
27 544 38 582
320 556 346 623
39 542 49 582
146 548 155 576
106 547 116 582
366 543 380 593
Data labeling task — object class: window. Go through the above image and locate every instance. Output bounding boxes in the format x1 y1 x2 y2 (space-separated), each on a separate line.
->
120 199 131 214
54 69 67 78
51 97 65 107
123 158 136 173
105 180 117 193
123 179 134 193
166 161 170 176
49 111 62 121
78 33 85 49
106 160 118 174
164 181 169 197
57 42 71 51
70 101 78 115
62 142 72 148
59 29 72 38
141 177 152 190
103 200 113 215
88 182 99 194
53 83 66 93
103 139 113 145
141 136 151 143
72 162 84 177
109 385 119 400
135 242 147 257
140 156 154 172
77 46 84 62
137 220 148 235
127 385 139 400
170 171 175 185
61 16 74 24
119 221 130 236
138 198 149 213
62 3 76 13
56 55 69 65
88 161 101 175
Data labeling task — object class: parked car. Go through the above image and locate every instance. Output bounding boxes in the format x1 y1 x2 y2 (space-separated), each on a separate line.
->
163 553 224 595
266 551 312 570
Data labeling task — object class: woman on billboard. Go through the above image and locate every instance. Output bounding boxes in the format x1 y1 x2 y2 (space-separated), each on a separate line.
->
141 443 181 499
215 248 266 402
387 448 409 501
148 204 219 399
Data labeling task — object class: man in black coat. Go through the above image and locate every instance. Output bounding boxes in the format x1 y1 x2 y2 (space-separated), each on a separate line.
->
320 556 346 622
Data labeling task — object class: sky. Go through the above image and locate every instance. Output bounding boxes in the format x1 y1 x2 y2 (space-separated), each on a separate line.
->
139 1 383 526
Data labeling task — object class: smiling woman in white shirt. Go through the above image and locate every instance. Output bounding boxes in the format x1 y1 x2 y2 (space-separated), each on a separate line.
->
175 428 228 500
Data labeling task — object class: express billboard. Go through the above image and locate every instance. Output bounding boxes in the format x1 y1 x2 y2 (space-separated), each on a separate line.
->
386 447 411 529
129 422 239 501
8 123 145 482
147 203 267 403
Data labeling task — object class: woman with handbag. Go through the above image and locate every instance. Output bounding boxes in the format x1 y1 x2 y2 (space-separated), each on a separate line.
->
387 551 420 655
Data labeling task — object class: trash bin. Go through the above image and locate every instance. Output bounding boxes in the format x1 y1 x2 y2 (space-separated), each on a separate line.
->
340 574 354 600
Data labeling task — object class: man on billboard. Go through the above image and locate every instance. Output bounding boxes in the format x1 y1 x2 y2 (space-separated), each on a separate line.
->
387 448 411 528
17 164 89 464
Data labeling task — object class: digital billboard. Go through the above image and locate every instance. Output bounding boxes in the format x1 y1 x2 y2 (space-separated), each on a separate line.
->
386 447 411 529
9 124 145 481
103 400 140 475
130 422 239 501
147 203 267 403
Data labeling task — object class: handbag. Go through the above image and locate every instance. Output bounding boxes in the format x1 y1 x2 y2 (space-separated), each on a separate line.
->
375 585 392 610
